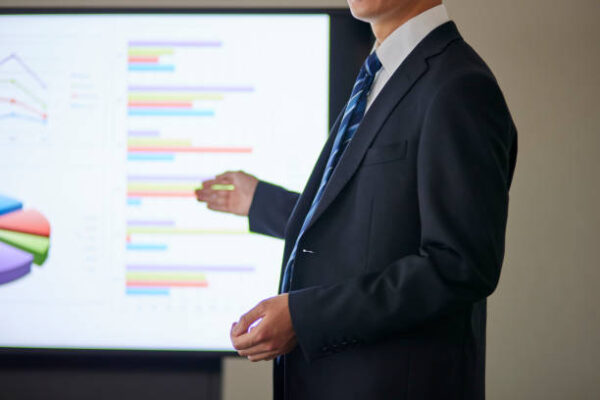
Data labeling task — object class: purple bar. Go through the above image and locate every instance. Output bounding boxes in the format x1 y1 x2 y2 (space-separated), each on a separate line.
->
128 85 254 93
128 130 160 137
128 175 213 182
0 242 33 285
126 265 255 272
128 40 222 47
127 220 175 226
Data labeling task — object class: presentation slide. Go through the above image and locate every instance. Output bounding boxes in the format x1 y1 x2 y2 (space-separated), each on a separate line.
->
0 14 329 351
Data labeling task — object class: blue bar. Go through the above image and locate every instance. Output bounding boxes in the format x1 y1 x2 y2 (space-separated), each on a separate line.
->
128 64 175 72
126 243 168 251
126 288 170 296
127 198 142 206
127 153 175 162
128 109 215 117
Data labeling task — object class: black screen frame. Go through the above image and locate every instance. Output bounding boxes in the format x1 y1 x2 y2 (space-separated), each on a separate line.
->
0 6 372 362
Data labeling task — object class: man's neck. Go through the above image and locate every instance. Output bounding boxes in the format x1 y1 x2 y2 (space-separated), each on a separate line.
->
372 1 442 47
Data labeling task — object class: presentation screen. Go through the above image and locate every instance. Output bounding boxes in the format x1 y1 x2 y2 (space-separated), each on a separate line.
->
0 12 332 352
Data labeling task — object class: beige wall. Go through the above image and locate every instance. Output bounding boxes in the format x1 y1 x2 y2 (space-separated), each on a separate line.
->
1 0 599 399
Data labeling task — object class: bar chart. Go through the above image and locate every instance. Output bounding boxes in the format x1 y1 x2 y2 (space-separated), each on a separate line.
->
125 36 260 298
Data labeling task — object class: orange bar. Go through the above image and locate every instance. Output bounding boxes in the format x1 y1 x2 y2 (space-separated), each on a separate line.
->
128 56 160 63
127 280 208 288
127 146 253 153
128 101 193 108
127 191 195 198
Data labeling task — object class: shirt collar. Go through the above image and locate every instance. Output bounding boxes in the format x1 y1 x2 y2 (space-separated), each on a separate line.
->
374 4 450 75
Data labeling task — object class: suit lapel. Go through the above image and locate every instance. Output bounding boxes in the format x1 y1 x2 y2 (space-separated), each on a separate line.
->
304 22 461 233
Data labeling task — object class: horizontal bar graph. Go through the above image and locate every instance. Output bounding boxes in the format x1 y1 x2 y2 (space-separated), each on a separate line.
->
126 287 170 296
126 243 168 251
128 109 214 117
127 183 198 192
127 146 252 153
129 85 254 92
128 40 222 47
124 36 258 297
127 153 175 162
126 198 142 206
127 138 192 147
127 174 212 182
127 265 255 272
128 64 175 72
128 130 160 137
128 93 223 101
126 227 247 235
127 219 175 227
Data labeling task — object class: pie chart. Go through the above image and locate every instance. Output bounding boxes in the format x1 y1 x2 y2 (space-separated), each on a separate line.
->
0 194 51 285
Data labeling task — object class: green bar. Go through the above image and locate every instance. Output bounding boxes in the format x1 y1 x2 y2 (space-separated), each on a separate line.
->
126 272 206 281
128 48 174 56
128 93 224 101
211 184 235 191
126 227 248 235
127 138 192 147
127 183 199 191
0 229 49 265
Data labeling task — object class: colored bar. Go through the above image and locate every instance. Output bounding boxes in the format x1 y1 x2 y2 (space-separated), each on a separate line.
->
126 227 248 235
127 183 198 191
128 93 224 101
126 243 168 251
127 153 175 162
126 272 207 281
128 130 160 137
127 220 175 226
127 175 211 182
126 287 170 296
127 138 192 147
127 198 142 206
128 109 214 117
128 56 159 63
128 64 175 72
127 281 208 288
127 265 255 272
127 191 194 198
128 85 254 92
127 146 251 153
128 48 174 56
128 40 221 47
128 101 193 108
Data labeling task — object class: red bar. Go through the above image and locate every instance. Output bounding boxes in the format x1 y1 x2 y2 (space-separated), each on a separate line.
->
128 101 193 108
127 281 209 288
127 146 253 153
128 56 160 63
127 191 195 198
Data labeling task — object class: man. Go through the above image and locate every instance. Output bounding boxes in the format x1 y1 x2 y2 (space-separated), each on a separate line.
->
196 0 517 398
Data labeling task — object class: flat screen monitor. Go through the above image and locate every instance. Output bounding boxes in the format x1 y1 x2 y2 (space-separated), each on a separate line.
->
0 9 371 353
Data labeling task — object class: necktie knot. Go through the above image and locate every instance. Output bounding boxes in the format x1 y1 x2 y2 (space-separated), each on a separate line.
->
364 51 382 77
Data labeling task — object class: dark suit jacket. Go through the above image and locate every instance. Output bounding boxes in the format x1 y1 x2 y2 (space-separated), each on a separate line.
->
248 22 517 400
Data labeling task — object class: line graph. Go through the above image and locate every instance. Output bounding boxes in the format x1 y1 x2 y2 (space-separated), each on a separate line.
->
0 53 47 89
0 52 48 134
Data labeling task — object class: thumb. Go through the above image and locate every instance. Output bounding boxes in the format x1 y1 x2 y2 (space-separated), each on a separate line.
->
232 302 265 336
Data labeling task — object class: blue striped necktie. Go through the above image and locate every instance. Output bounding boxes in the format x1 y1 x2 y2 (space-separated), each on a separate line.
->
281 52 382 293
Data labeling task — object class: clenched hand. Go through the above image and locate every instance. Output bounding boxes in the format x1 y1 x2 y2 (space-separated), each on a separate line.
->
231 294 297 362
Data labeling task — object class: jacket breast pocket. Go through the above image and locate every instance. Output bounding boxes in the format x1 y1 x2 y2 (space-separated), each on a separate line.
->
362 140 408 166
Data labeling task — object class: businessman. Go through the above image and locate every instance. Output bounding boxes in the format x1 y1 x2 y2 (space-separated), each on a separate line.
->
196 0 517 399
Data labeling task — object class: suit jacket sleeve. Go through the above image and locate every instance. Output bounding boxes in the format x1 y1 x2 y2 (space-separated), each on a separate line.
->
248 180 300 239
288 72 517 362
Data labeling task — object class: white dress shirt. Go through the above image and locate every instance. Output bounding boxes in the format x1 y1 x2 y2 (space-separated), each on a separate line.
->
366 4 450 110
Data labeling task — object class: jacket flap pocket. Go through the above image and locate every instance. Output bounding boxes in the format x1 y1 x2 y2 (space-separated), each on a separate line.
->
363 141 408 166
